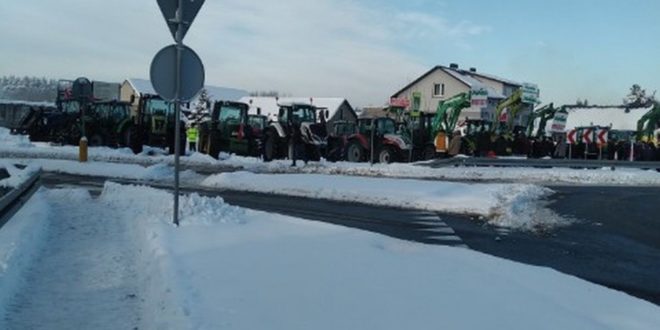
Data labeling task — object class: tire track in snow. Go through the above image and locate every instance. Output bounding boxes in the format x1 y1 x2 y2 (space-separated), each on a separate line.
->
4 189 141 329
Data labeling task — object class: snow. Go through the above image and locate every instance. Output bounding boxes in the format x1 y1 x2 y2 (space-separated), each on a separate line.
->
0 161 40 188
9 158 202 183
564 106 652 131
0 190 51 326
0 127 32 148
2 182 659 329
202 172 566 231
216 154 660 186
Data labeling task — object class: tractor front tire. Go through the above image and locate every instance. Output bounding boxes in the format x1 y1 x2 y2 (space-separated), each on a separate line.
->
378 146 396 164
208 130 221 159
346 141 364 163
263 132 277 162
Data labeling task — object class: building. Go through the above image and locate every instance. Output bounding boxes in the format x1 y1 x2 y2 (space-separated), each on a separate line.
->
391 64 535 127
238 96 358 132
120 78 249 116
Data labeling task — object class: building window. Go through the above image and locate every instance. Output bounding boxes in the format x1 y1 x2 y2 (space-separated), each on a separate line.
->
433 83 445 97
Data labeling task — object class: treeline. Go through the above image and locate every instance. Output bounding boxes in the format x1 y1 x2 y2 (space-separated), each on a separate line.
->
0 76 58 102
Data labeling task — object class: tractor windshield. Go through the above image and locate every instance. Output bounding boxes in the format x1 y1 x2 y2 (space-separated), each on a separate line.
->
248 115 266 130
218 105 245 125
290 106 316 124
60 101 80 114
377 118 397 135
147 99 172 116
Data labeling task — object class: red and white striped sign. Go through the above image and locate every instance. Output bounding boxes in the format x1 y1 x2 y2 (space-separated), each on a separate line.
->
567 129 577 144
582 128 593 144
597 128 608 145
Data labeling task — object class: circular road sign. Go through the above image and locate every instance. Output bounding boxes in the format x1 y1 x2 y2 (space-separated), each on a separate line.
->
150 44 205 102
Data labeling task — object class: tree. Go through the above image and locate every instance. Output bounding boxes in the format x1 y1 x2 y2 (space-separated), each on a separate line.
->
624 84 655 107
190 88 211 124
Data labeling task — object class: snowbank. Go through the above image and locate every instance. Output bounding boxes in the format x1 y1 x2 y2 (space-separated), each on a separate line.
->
9 159 202 183
202 172 567 231
214 154 660 186
0 191 51 326
0 161 40 188
0 127 32 148
96 183 660 330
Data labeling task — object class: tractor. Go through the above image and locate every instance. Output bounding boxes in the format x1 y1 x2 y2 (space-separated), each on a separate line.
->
344 117 411 163
130 95 186 154
200 101 262 158
57 99 134 147
262 103 328 162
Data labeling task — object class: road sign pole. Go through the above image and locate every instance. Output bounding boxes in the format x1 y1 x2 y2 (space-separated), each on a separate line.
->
173 1 183 227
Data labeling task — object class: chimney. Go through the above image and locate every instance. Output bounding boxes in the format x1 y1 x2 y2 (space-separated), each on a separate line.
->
470 67 477 73
449 63 459 69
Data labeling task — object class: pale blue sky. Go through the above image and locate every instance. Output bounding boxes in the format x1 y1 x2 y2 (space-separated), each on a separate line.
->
1 0 657 106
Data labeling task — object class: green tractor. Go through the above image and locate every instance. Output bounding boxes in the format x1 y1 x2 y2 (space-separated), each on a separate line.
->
200 101 263 158
58 99 134 147
130 95 186 154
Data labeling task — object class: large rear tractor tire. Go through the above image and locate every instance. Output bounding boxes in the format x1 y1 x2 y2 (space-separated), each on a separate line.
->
346 141 365 163
208 129 221 159
423 144 437 160
88 134 105 147
263 132 277 162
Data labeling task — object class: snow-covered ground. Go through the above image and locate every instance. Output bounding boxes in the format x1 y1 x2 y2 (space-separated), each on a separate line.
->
2 128 660 186
3 183 658 329
0 161 40 188
202 172 566 231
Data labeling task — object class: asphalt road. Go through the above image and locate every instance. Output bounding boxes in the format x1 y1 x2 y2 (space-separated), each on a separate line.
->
40 172 660 305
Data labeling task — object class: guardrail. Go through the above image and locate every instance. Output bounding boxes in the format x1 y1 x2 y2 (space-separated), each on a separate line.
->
0 169 42 229
424 158 660 170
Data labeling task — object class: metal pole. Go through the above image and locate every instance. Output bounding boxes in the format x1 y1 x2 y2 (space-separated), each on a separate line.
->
370 121 375 164
173 0 183 227
409 118 413 163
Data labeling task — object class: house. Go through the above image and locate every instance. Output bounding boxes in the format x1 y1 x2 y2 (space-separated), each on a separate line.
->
238 96 358 132
391 64 535 127
120 78 249 116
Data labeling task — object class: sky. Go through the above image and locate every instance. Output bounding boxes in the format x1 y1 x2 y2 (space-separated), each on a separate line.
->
1 0 659 107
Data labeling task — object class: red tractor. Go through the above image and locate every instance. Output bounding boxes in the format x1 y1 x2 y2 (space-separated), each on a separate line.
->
343 117 411 163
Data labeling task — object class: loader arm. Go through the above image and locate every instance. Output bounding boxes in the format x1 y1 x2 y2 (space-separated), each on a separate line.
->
431 92 471 135
494 89 523 132
527 103 558 137
637 102 660 140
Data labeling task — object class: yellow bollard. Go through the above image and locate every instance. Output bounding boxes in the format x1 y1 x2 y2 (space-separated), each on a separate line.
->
79 136 88 163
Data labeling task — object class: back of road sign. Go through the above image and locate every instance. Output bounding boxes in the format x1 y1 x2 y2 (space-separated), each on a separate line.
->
157 0 206 40
150 44 205 102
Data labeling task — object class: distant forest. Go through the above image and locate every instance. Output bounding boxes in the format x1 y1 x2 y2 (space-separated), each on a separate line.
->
0 76 59 102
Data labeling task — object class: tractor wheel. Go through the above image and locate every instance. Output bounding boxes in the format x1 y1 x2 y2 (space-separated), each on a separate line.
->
208 130 220 159
127 127 143 154
377 146 396 164
423 144 437 160
288 140 295 160
263 132 277 162
346 141 364 163
88 134 105 147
